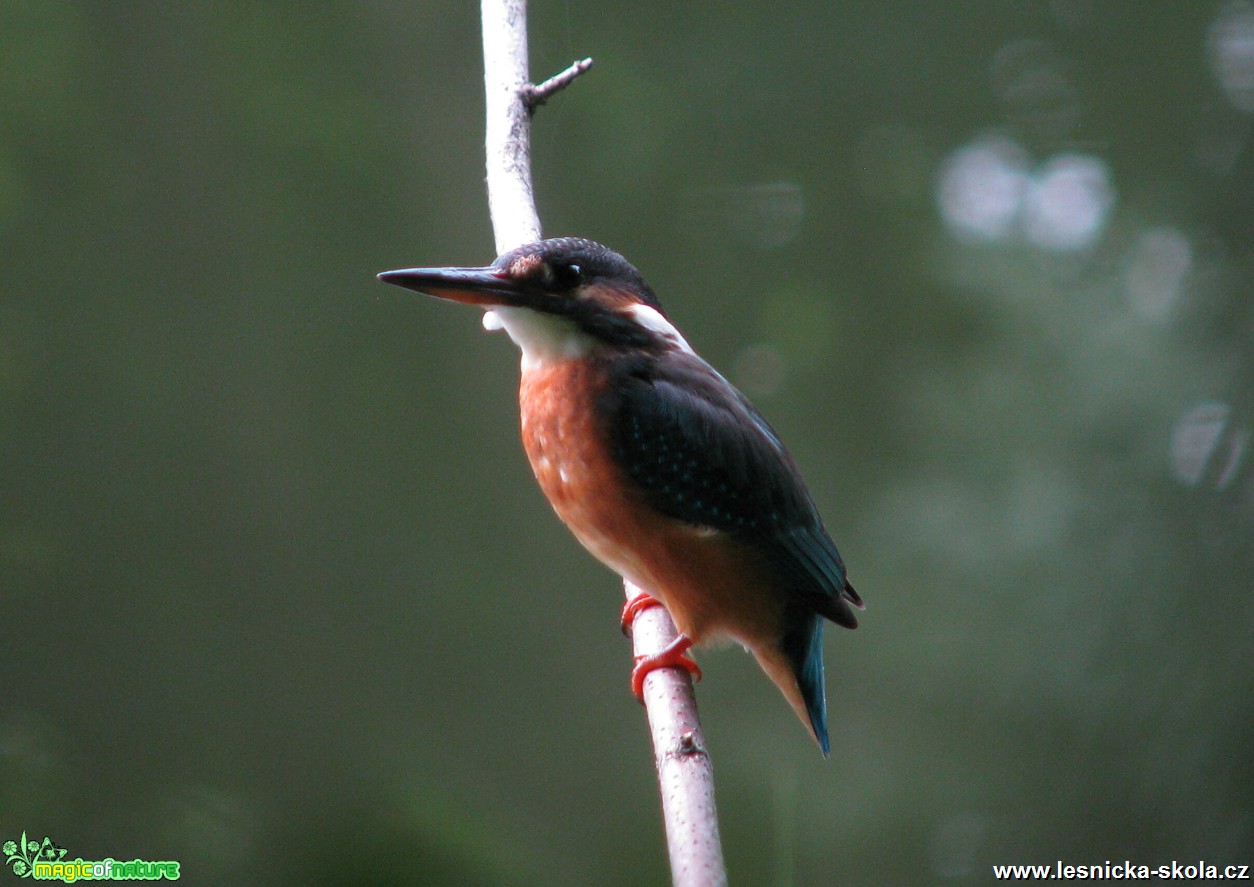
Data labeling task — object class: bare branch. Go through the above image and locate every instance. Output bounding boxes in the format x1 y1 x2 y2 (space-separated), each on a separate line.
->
523 58 594 114
478 3 727 884
626 582 728 887
481 0 541 252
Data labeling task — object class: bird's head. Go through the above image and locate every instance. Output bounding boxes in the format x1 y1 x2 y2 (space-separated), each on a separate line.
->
378 238 692 367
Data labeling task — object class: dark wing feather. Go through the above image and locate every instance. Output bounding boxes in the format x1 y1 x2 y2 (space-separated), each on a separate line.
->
602 351 860 627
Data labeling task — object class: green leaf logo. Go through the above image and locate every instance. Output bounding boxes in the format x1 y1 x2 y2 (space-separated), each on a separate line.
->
3 831 64 879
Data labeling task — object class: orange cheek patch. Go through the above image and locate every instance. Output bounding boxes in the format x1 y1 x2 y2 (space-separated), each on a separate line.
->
582 283 639 310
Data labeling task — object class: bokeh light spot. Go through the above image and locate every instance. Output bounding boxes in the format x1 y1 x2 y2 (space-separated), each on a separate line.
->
1021 153 1115 252
1171 402 1249 489
937 139 1114 251
937 136 1030 242
1208 0 1254 112
1123 227 1192 321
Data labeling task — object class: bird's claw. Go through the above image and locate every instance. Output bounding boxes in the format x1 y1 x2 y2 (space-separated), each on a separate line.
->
620 591 662 636
631 635 701 701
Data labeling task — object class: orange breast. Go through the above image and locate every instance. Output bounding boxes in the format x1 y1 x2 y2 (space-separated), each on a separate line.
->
518 359 787 649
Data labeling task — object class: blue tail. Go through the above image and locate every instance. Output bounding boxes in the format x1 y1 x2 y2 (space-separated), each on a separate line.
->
782 616 830 756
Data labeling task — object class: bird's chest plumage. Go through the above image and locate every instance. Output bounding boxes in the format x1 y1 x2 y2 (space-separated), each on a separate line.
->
519 360 622 553
517 357 785 647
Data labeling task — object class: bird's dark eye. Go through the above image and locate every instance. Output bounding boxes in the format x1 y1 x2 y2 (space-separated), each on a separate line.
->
551 262 583 290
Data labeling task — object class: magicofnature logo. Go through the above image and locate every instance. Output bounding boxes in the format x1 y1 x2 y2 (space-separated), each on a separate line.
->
3 832 180 881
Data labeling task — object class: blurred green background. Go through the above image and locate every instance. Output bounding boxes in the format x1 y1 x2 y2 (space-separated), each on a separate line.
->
3 2 1252 884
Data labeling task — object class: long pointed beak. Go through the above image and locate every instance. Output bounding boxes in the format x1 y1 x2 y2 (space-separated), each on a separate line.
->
376 266 523 307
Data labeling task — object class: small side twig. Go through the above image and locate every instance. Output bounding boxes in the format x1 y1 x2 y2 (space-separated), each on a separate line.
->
522 57 594 113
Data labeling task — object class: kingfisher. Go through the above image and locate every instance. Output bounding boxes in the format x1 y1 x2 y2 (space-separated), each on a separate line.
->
378 238 862 754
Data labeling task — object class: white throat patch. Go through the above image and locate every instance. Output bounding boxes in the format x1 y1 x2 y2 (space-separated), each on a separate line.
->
481 302 694 370
483 306 597 371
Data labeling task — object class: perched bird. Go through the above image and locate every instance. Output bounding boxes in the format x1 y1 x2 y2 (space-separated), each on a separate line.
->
379 238 862 754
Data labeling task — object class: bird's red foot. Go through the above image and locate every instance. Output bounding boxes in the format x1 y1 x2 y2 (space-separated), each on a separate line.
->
620 591 662 636
631 634 701 701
